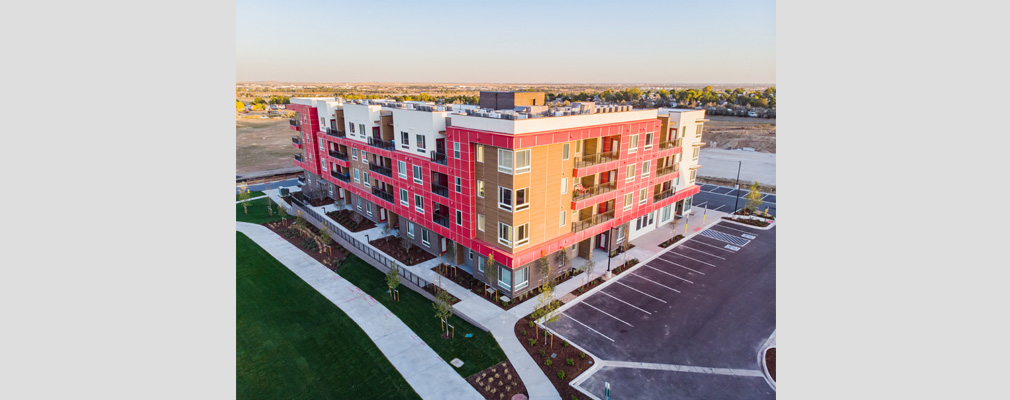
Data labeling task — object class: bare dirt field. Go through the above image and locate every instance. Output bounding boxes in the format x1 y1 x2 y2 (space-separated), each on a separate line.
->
236 116 297 174
703 115 776 153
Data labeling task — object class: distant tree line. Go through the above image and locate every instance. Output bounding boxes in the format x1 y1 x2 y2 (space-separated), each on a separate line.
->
546 86 775 110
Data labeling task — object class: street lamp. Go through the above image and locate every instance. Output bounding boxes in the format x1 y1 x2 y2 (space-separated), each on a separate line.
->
732 160 742 213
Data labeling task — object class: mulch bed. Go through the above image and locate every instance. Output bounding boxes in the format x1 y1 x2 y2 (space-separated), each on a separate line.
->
735 208 774 219
368 236 436 266
722 216 771 227
326 209 376 233
514 314 596 400
659 235 685 248
608 243 636 258
263 219 350 271
433 264 580 311
465 360 527 400
292 190 335 207
569 259 639 298
766 347 776 381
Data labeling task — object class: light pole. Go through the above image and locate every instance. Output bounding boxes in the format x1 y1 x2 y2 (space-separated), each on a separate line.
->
732 160 742 213
605 226 614 279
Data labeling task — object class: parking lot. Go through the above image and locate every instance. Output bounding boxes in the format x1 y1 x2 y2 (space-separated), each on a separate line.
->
545 221 776 399
694 183 776 216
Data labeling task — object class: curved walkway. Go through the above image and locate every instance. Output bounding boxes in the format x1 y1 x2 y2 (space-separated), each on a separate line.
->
236 222 482 400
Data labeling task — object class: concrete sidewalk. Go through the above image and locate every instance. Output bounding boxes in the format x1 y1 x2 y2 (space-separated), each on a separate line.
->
236 222 482 400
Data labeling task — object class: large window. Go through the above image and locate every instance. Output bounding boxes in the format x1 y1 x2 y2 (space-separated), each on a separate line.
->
498 222 512 246
398 161 407 179
515 223 529 247
499 187 512 211
498 265 512 290
514 149 531 174
498 149 513 174
514 267 529 290
414 194 424 213
400 188 409 206
514 188 529 211
629 135 639 153
476 144 484 162
412 165 423 184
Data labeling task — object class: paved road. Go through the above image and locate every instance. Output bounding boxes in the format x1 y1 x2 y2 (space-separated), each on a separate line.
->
546 221 776 399
693 183 776 217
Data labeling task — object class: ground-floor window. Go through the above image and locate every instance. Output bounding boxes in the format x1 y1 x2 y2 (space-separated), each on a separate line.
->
661 204 672 222
684 196 693 213
514 267 529 290
421 229 430 247
498 265 511 290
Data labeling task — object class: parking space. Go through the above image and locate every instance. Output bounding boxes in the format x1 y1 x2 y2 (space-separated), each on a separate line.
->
545 221 775 399
693 183 776 216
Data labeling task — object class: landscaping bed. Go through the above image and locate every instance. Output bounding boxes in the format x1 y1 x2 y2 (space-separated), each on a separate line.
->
264 219 349 271
766 347 776 382
369 236 436 266
722 216 771 227
658 234 686 248
433 263 581 311
569 258 640 297
608 243 636 258
326 209 376 233
734 208 774 219
465 361 527 400
292 190 335 207
514 314 596 400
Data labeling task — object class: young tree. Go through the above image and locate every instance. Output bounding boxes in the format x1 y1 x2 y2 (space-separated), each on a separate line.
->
319 225 333 246
433 285 454 337
533 280 557 340
745 181 763 212
266 200 274 217
484 253 498 301
237 182 251 214
620 240 632 270
582 257 596 286
537 254 553 286
386 262 401 301
277 200 288 221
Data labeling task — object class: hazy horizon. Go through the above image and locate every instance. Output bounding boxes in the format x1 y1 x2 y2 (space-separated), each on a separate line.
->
238 0 775 83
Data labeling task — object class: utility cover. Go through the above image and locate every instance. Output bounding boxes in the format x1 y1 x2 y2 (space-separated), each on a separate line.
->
450 358 464 368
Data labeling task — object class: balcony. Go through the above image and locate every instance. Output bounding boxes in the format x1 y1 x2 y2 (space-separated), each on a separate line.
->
654 189 676 202
430 151 447 165
655 164 679 177
572 182 617 202
367 137 395 151
294 154 303 162
297 175 305 184
433 213 450 228
289 119 299 127
431 182 449 198
574 150 619 169
291 136 301 145
371 187 394 203
368 163 393 178
332 170 350 182
329 150 349 161
571 209 616 233
326 128 346 138
657 138 682 150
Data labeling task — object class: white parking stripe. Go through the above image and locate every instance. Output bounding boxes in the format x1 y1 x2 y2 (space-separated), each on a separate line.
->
715 225 758 235
628 273 682 292
653 257 707 275
643 265 694 284
669 252 719 268
679 245 727 260
690 240 737 253
600 291 652 315
561 314 615 342
614 281 669 303
582 302 634 327
695 201 708 207
714 205 725 211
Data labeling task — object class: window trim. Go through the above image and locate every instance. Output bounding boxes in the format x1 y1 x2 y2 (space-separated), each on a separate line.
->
514 188 529 211
497 222 512 247
639 188 647 205
407 222 415 238
414 194 424 213
497 265 512 290
642 160 651 178
560 177 568 194
559 210 566 227
454 177 462 193
455 210 463 226
644 132 653 150
626 165 635 182
453 142 461 159
562 143 570 160
498 187 513 212
400 189 409 206
398 161 407 179
624 193 633 211
514 149 531 174
497 149 513 174
421 229 430 247
363 171 370 187
476 180 484 198
353 168 360 183
514 267 529 290
629 134 639 153
476 144 484 163
514 223 529 247
477 214 485 232
412 165 423 184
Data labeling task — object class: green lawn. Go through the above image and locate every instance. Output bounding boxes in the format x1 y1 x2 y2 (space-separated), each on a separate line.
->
337 256 507 377
236 197 286 224
237 232 420 400
237 191 265 201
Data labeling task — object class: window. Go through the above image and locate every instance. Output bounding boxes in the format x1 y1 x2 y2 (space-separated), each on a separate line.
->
696 124 704 137
358 124 365 138
407 222 415 237
498 222 512 246
692 147 700 160
562 143 570 160
363 172 370 187
454 177 462 193
398 161 407 179
498 265 512 289
478 257 484 273
515 223 529 247
357 198 362 210
662 204 672 221
514 149 531 174
576 140 581 153
351 148 358 160
477 214 485 231
468 249 474 260
416 134 426 152
514 188 529 211
476 144 483 162
366 203 372 216
477 180 484 198
361 151 368 164
690 169 697 183
561 177 568 194
412 165 422 184
414 194 424 213
498 149 513 174
499 187 512 211
353 168 360 183
400 131 409 148
644 133 653 149
349 123 355 133
453 142 461 159
456 210 462 226
328 184 333 196
319 137 324 151
629 135 639 153
514 267 529 290
624 193 633 210
421 229 430 246
626 165 635 182
639 188 648 205
321 160 326 172
559 210 567 227
400 189 409 206
617 226 625 243
642 160 651 178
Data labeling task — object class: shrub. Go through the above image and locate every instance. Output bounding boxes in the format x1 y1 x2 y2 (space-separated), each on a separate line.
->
529 321 535 328
529 339 537 346
579 352 586 359
562 341 569 347
303 240 318 252
521 330 526 337
557 370 566 379
544 359 552 367
566 358 575 366
571 396 578 400
538 349 546 357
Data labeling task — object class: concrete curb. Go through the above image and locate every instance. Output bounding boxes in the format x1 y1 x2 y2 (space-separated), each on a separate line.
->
721 217 776 231
759 330 776 391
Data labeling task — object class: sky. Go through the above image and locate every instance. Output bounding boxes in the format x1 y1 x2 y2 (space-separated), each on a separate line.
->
237 0 775 84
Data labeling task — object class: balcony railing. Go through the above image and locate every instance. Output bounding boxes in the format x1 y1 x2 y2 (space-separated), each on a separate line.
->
433 213 450 228
329 150 348 161
571 209 616 233
572 182 617 202
326 128 346 138
289 119 299 127
367 137 395 151
294 154 303 162
655 164 679 177
654 189 676 202
431 182 449 198
371 187 394 203
332 170 350 182
297 175 305 184
574 150 619 169
657 138 682 150
430 151 447 165
368 163 393 178
291 136 301 145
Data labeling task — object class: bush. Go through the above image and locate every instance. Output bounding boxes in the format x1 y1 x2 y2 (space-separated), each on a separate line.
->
303 240 319 252
529 339 537 346
571 396 578 400
557 370 566 379
566 358 575 366
521 330 526 336
562 341 569 347
538 349 546 357
579 352 586 359
529 321 535 328
544 359 552 367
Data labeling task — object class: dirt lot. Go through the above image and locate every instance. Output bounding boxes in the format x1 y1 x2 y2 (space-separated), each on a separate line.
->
236 116 297 174
703 115 776 153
